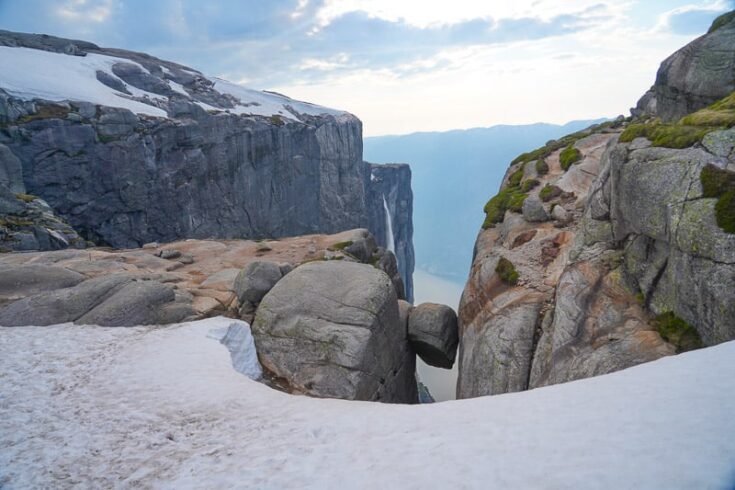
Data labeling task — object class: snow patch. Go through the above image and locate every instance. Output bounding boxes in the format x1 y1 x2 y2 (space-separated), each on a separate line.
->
0 47 167 117
1 319 734 488
204 317 262 380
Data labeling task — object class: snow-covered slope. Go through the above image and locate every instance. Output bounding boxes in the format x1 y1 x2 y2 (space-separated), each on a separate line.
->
0 45 346 121
1 318 734 489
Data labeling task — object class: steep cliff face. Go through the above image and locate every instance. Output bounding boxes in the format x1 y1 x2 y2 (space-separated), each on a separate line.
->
366 163 415 301
458 17 735 398
0 30 414 294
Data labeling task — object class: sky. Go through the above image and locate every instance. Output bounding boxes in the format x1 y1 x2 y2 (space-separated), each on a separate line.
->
0 0 732 135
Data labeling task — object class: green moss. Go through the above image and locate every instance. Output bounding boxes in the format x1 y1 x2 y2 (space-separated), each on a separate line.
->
715 190 735 233
508 167 524 187
701 164 735 197
539 184 563 202
619 123 651 143
268 115 285 126
495 257 519 286
535 158 549 175
328 240 353 251
559 145 582 171
708 10 735 33
98 134 118 143
0 217 33 228
620 92 735 149
700 164 735 234
652 312 702 353
635 292 645 307
17 104 69 124
14 193 36 203
521 179 540 192
482 186 528 228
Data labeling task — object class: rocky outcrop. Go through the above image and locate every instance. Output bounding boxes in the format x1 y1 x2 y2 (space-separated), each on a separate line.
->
632 11 735 120
0 228 404 324
0 30 414 294
458 18 735 399
252 261 418 403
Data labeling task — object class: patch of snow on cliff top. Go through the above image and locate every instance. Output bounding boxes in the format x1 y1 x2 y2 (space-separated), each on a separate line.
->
0 46 349 121
1 318 734 489
211 78 347 119
0 46 167 117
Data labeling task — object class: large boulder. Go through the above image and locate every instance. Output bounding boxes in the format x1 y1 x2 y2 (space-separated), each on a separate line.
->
633 12 735 120
407 303 459 369
252 261 417 403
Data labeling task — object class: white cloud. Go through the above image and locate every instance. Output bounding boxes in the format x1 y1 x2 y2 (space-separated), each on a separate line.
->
56 0 112 23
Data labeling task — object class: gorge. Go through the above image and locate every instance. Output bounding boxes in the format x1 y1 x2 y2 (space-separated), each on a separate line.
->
1 7 735 488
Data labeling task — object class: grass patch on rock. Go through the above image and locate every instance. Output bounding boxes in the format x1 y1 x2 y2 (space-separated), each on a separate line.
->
14 193 36 203
521 179 540 192
652 312 702 353
559 145 582 171
328 240 353 251
708 10 735 33
620 92 735 149
535 158 549 175
495 257 519 286
17 104 70 124
482 186 528 229
700 164 735 234
539 184 563 202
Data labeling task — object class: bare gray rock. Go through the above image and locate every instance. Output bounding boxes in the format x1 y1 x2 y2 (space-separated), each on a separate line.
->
252 261 417 403
0 264 84 302
522 196 549 223
234 261 283 304
407 303 458 369
634 14 735 120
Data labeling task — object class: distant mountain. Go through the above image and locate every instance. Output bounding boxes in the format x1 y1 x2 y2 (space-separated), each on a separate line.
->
364 119 608 282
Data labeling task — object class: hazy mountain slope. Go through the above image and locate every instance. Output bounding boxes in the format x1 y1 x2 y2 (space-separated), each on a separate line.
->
364 120 606 282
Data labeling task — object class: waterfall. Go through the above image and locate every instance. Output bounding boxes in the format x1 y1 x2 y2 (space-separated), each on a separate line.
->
382 195 395 253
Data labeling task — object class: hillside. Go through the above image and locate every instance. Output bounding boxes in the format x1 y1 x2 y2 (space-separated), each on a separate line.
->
458 12 735 398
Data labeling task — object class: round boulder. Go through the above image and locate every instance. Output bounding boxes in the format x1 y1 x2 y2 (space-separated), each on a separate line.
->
252 261 417 403
408 303 459 369
234 261 283 304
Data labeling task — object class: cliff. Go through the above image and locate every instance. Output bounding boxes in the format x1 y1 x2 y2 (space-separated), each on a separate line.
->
458 13 735 398
0 30 414 296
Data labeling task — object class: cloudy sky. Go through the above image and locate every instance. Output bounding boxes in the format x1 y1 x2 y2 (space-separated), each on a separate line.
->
0 0 732 135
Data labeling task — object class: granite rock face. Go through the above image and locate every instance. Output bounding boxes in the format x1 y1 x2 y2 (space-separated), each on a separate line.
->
0 30 414 294
632 11 735 120
458 17 735 399
252 261 418 403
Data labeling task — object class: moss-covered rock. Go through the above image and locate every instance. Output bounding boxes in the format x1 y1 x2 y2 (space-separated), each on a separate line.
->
495 257 519 285
621 92 735 149
521 179 540 192
708 10 735 34
700 164 735 234
559 145 582 171
651 312 702 353
539 184 563 202
535 158 549 175
482 186 528 229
